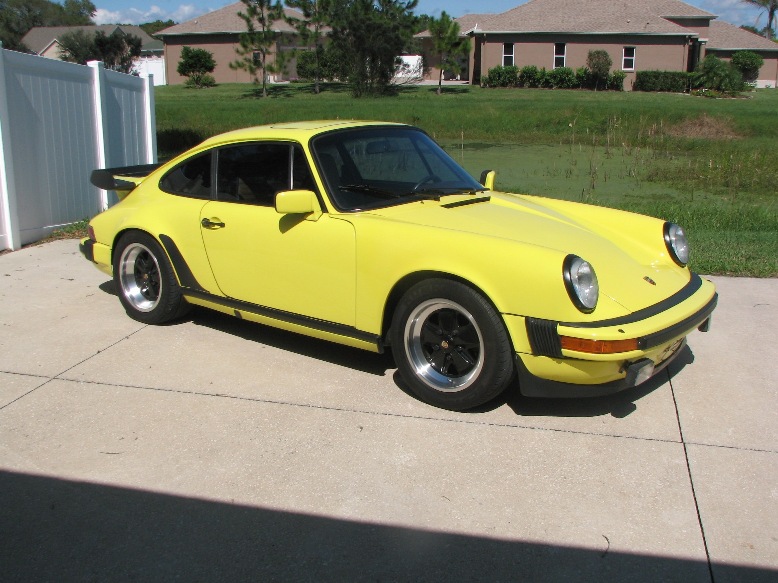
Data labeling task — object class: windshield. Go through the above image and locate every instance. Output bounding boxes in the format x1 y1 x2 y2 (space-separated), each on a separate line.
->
311 126 485 211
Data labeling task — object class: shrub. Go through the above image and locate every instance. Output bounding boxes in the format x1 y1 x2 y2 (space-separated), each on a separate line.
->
482 65 519 87
575 67 592 89
730 50 763 84
518 65 543 87
634 70 692 92
693 55 745 94
184 73 216 89
587 49 612 89
296 47 336 82
608 70 626 91
547 66 577 89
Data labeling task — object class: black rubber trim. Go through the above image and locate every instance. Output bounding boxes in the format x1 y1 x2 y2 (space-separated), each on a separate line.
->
182 288 383 352
526 318 563 358
158 234 206 292
639 294 717 350
563 273 704 329
441 196 491 208
79 239 95 262
516 338 687 398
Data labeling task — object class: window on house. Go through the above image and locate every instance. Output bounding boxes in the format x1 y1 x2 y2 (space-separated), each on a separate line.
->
554 43 566 68
623 47 636 71
503 43 514 67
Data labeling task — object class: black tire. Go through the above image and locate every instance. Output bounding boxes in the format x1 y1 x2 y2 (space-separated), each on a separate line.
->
113 231 189 324
390 279 514 411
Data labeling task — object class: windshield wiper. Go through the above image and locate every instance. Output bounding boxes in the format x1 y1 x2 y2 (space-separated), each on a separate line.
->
339 184 401 199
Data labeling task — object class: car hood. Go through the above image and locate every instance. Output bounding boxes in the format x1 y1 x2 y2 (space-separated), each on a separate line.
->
361 192 691 313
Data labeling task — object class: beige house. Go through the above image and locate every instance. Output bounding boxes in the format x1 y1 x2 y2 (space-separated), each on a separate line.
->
420 0 778 89
156 3 305 85
21 25 167 84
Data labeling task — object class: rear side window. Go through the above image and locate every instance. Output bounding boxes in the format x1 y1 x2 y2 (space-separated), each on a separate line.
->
159 151 212 198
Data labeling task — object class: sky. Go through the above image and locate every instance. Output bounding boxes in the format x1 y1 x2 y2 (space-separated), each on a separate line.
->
93 0 770 30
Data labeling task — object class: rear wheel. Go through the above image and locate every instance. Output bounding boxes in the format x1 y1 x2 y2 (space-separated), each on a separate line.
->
113 232 189 324
391 279 514 411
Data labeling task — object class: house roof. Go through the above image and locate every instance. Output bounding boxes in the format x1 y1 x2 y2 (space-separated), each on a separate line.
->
22 25 162 53
156 2 302 36
473 0 708 35
415 13 493 38
706 20 778 51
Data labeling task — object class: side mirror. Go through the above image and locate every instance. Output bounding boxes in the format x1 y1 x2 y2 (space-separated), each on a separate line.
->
479 170 496 191
275 190 321 216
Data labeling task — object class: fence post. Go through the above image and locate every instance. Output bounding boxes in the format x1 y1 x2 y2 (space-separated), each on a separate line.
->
143 74 158 164
88 60 109 210
0 43 21 250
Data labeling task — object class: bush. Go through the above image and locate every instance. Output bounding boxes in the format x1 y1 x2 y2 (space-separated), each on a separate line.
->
518 65 543 87
634 70 692 92
575 67 592 89
608 70 626 91
482 65 519 87
184 73 216 89
730 51 763 84
587 49 612 89
547 66 577 89
693 55 745 94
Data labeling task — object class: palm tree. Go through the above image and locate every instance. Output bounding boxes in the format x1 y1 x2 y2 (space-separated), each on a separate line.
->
741 0 777 39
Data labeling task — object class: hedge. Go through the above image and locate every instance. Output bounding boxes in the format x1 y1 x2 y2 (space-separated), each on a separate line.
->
634 70 692 93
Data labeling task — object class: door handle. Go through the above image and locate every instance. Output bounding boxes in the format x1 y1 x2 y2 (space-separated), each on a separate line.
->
201 217 225 229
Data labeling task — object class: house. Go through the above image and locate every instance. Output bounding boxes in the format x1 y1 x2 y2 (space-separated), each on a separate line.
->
419 0 778 89
156 3 306 85
21 25 166 85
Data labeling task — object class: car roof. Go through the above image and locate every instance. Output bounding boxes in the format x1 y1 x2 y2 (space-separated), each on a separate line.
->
198 120 407 148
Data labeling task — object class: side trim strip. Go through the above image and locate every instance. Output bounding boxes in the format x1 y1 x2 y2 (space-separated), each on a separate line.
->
563 273 704 329
182 288 383 351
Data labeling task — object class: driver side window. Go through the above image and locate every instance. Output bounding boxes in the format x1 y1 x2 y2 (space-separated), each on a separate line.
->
215 143 315 205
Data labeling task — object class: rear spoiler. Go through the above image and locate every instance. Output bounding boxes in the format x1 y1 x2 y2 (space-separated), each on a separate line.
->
90 163 161 192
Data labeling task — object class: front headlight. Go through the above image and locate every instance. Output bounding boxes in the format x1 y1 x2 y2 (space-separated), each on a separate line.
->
563 255 598 313
664 222 689 267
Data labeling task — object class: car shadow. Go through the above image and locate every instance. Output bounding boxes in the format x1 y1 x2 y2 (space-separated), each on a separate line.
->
97 279 697 418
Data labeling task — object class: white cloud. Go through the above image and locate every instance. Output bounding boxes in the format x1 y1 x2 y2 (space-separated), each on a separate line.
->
94 4 208 25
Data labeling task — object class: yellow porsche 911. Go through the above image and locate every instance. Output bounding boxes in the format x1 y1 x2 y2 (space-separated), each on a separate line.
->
80 121 716 411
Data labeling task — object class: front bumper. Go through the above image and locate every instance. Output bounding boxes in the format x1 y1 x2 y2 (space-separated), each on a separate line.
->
511 273 716 397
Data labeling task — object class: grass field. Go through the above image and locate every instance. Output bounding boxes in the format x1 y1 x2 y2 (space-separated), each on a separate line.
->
155 83 777 276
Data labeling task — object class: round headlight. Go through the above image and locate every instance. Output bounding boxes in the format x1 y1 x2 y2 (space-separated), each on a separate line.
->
563 255 599 313
664 222 689 267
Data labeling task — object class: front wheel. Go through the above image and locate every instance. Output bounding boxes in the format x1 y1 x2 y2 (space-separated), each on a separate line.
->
391 279 514 411
113 232 189 325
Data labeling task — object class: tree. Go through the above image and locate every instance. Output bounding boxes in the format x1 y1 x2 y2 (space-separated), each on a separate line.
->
177 46 217 88
140 19 176 36
326 0 418 97
693 54 744 93
427 11 470 94
58 29 141 74
586 49 612 90
286 0 329 93
0 0 94 51
741 0 777 39
230 0 288 97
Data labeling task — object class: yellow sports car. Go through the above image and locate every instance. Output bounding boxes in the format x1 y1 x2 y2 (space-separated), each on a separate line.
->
80 121 716 410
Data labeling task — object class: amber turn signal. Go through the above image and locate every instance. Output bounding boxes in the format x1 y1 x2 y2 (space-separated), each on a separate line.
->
560 336 639 354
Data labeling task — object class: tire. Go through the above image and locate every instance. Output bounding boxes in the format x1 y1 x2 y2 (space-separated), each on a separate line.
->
391 279 514 411
113 232 189 325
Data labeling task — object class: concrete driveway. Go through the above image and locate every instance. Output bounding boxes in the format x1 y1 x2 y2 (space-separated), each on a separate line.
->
1 239 776 582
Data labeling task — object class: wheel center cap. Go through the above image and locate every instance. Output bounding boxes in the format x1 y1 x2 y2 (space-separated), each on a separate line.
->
440 340 450 350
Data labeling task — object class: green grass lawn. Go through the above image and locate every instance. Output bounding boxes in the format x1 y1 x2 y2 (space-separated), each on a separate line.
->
155 83 778 276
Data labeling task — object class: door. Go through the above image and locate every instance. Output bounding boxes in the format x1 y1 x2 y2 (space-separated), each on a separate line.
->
199 142 357 326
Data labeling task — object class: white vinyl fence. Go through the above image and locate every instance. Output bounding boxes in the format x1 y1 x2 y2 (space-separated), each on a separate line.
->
0 47 156 251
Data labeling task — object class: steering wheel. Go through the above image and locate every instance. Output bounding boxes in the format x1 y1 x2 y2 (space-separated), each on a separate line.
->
411 175 438 192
